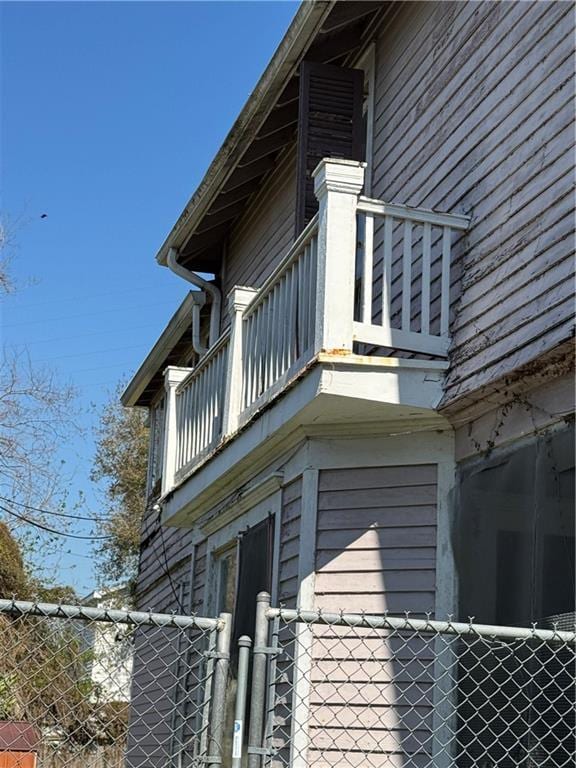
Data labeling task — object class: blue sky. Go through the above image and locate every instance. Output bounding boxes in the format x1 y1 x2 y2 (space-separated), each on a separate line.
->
1 0 298 594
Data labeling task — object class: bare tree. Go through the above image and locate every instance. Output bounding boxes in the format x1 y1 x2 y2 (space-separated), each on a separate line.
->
0 216 79 579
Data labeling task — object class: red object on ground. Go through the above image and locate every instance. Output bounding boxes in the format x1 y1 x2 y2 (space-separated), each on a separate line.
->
0 722 40 768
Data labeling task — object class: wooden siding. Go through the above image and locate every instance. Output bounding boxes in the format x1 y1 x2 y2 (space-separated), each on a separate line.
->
135 509 194 612
310 464 437 767
315 465 437 615
369 1 575 404
222 145 297 303
278 476 302 608
129 515 198 768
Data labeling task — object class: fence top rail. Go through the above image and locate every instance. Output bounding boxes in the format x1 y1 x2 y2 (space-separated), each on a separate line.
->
176 327 231 394
357 195 471 231
266 606 576 644
0 598 223 631
243 214 319 321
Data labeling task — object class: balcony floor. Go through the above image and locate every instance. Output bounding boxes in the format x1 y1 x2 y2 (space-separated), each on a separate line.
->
162 352 450 526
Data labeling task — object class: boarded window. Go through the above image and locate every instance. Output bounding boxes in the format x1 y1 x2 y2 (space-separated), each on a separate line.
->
295 62 364 235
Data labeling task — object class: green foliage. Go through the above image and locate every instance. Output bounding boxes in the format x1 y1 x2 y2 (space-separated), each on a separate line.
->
92 387 148 592
0 521 29 597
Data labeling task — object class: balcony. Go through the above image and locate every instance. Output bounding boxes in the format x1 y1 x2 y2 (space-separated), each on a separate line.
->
159 159 469 498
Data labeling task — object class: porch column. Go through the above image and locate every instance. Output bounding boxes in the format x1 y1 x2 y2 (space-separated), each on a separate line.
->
312 158 365 355
161 365 192 496
222 286 257 437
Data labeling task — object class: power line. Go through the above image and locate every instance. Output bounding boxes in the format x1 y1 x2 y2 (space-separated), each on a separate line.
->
0 505 112 541
7 284 186 310
0 495 107 523
33 343 146 365
4 300 175 329
11 321 163 348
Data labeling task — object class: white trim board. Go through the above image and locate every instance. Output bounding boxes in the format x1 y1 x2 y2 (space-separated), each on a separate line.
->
202 490 282 616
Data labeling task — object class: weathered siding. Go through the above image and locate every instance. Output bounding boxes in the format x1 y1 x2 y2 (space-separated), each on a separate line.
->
278 476 302 607
135 509 194 611
309 464 438 767
223 145 297 301
315 465 437 614
370 1 574 403
128 515 196 768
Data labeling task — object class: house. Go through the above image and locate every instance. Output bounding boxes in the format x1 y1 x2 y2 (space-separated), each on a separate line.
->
122 1 575 765
80 588 133 704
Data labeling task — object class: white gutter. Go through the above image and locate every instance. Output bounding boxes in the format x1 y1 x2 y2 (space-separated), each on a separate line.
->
167 247 221 348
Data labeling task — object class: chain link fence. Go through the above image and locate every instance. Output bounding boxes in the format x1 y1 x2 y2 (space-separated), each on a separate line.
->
247 596 575 768
1 595 574 768
0 598 231 768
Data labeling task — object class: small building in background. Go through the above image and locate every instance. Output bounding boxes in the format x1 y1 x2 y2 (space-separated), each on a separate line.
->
81 588 133 704
0 721 40 768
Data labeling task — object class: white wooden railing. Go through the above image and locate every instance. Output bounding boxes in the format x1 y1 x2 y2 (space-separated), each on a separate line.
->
242 220 318 415
354 198 469 356
171 333 229 484
160 159 470 491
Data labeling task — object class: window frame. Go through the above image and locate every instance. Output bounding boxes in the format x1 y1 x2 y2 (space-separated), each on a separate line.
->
203 491 282 619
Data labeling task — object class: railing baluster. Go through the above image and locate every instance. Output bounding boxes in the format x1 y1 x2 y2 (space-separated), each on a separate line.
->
300 240 316 354
252 308 260 405
382 215 393 336
421 222 432 336
440 226 451 337
361 212 374 324
401 220 413 333
181 389 188 468
308 238 317 350
301 245 309 359
243 318 250 411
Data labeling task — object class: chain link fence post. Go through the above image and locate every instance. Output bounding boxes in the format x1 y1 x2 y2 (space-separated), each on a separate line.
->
231 635 252 768
247 591 271 768
207 611 232 766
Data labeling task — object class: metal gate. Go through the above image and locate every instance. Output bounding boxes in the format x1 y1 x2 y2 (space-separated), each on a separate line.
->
0 598 231 768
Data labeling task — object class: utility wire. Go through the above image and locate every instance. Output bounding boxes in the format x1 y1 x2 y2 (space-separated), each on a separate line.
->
0 495 107 523
0 504 112 541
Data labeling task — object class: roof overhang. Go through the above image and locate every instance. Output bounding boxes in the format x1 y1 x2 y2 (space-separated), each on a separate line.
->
121 292 195 407
155 1 387 273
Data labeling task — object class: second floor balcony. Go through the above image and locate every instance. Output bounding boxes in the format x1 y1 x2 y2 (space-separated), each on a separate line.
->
144 159 470 500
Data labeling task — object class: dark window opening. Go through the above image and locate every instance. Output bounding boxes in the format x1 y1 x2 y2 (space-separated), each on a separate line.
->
454 426 575 767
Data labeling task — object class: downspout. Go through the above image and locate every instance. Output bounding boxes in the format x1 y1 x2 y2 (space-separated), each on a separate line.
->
190 291 207 357
167 247 222 350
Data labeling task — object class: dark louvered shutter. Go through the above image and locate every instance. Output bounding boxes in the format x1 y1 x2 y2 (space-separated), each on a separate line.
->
232 516 274 645
295 61 364 235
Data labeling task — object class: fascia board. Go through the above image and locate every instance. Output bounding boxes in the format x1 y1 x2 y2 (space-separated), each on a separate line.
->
121 291 195 407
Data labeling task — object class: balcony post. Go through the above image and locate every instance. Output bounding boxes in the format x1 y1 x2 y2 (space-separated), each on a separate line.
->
222 286 257 438
161 365 192 496
312 158 365 354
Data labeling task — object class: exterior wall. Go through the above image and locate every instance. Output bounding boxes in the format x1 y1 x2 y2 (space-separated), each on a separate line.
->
278 476 302 608
315 465 437 614
136 510 194 612
306 463 438 766
128 515 195 768
222 145 297 303
370 0 574 403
